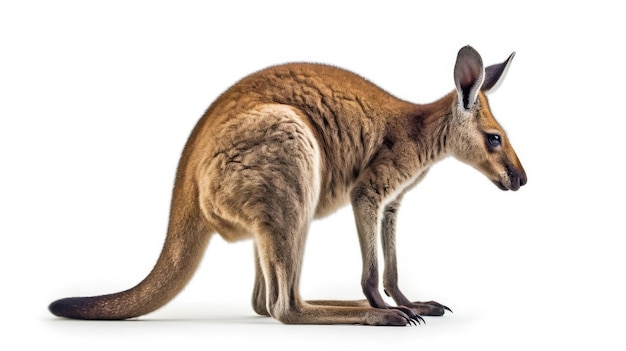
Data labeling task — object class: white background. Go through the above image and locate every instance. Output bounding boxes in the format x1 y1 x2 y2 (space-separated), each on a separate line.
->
2 1 624 349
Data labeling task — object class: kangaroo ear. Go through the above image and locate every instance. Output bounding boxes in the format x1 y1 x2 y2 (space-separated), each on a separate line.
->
481 52 515 93
454 46 485 110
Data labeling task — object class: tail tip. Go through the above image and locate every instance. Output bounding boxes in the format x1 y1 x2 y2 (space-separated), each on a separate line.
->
49 297 96 319
49 297 76 318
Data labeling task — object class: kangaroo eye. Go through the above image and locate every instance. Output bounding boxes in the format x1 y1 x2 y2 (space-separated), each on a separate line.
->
487 134 501 147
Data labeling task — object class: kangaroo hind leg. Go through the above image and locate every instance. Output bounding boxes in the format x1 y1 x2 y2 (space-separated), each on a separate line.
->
254 215 417 325
252 246 270 316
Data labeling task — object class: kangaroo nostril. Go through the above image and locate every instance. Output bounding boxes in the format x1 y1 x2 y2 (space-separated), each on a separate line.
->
519 172 527 187
510 176 521 191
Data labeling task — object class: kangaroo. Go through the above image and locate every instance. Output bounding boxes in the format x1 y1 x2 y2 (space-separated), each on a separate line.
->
49 45 526 326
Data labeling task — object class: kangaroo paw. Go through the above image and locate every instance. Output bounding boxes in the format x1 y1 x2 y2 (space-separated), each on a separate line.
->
402 301 452 316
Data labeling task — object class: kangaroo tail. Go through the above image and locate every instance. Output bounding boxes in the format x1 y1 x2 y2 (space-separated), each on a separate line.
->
49 181 212 320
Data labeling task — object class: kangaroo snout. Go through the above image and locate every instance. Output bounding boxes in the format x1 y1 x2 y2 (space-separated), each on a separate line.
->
497 165 526 191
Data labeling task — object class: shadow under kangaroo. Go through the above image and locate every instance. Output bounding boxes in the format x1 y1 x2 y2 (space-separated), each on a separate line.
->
50 45 526 326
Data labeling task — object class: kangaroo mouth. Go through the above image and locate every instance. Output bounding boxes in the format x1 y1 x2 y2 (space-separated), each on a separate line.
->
493 179 511 191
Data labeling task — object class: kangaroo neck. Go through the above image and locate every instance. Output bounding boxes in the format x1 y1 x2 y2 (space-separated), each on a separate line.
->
389 91 455 170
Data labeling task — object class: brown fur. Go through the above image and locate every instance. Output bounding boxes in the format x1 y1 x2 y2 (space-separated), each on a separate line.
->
49 46 526 325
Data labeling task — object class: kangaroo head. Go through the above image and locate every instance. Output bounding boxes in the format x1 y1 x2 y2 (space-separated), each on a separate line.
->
449 46 527 191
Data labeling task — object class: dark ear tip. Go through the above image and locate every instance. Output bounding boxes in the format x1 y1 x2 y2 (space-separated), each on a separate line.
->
456 46 483 67
459 45 478 56
503 52 516 67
